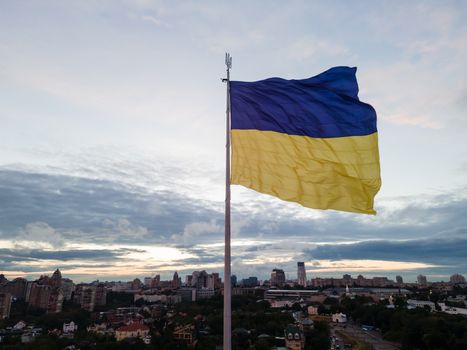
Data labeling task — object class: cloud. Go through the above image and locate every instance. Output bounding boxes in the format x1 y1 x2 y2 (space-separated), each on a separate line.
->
141 15 162 26
384 113 442 129
15 222 64 249
303 236 467 267
286 36 349 62
102 218 149 239
0 247 130 263
182 220 222 238
0 169 221 245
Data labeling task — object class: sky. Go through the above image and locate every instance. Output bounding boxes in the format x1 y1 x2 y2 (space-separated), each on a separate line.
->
1 0 467 283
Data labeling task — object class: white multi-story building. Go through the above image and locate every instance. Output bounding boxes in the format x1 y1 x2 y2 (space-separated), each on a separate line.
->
332 313 347 323
63 321 78 333
196 288 215 300
407 299 435 311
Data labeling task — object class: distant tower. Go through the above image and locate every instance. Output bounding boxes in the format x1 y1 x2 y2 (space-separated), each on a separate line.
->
151 274 160 288
297 262 307 287
417 274 428 287
231 275 237 287
51 269 62 288
271 269 286 287
52 269 62 280
172 272 181 288
450 274 466 284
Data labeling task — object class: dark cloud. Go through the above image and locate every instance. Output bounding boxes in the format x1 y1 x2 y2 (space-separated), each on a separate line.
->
0 247 136 263
0 169 221 244
3 170 467 245
244 244 274 252
303 236 467 267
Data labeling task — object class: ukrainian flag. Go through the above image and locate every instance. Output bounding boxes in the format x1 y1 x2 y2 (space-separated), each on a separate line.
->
230 66 381 214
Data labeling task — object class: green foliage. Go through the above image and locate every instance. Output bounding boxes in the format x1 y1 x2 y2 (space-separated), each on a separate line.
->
305 321 330 350
339 294 467 350
317 304 327 315
196 335 222 349
100 291 135 310
445 300 465 308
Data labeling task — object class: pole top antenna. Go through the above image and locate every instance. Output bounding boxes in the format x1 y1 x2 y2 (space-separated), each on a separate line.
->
225 52 232 69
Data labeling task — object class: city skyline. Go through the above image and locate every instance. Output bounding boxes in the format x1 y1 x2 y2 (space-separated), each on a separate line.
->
1 1 467 283
2 264 466 286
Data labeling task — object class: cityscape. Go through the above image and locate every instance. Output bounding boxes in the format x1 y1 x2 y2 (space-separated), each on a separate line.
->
1 263 466 349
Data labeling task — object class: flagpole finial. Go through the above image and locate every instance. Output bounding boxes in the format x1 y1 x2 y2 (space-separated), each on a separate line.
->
225 52 232 70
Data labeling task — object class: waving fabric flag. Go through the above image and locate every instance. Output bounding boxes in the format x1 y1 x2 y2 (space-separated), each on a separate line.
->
230 66 381 214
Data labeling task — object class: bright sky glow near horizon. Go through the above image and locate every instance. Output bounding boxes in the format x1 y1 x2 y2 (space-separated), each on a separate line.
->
1 0 467 283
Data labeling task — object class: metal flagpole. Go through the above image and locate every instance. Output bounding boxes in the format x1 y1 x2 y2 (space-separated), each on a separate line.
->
223 52 232 350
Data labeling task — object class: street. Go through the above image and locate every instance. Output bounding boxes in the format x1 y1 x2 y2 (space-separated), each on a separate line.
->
330 322 400 350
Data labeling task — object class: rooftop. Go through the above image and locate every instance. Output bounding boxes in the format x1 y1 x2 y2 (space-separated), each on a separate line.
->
116 323 149 332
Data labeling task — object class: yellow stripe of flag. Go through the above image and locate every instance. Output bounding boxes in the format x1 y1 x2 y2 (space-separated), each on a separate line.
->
231 129 381 214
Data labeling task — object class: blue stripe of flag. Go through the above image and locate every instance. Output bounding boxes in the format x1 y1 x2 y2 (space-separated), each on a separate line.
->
230 66 377 139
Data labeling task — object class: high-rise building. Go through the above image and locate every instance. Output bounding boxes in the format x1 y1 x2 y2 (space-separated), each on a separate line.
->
185 275 193 286
343 274 352 285
191 271 209 289
0 293 12 319
131 278 143 290
61 278 75 301
80 286 96 312
271 269 286 287
0 274 7 286
47 288 64 313
241 277 258 287
450 273 466 284
372 277 390 287
417 274 428 287
27 283 62 312
211 273 222 289
28 283 51 310
0 278 28 300
297 262 307 287
172 272 181 288
51 269 62 288
95 283 107 306
151 275 160 288
231 275 237 287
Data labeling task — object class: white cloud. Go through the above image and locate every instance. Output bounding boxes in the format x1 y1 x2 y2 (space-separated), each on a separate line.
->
182 220 222 238
102 218 149 238
384 113 442 129
286 36 349 62
15 222 64 249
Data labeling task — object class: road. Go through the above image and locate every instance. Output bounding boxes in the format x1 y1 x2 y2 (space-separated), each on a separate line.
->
330 322 400 350
329 324 346 350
